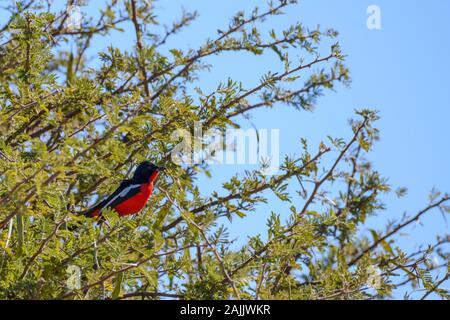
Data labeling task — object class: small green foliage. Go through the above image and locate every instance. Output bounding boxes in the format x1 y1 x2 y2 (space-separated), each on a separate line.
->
0 0 447 300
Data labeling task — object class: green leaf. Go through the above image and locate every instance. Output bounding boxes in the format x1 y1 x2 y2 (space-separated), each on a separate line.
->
112 272 124 300
380 240 394 256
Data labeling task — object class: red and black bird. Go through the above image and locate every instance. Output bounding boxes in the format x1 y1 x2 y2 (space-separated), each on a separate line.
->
81 161 165 219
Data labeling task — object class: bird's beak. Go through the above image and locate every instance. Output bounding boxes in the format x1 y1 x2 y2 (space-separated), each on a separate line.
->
157 166 166 172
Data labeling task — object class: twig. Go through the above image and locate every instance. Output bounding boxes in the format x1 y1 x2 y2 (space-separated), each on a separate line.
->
118 291 183 300
420 273 449 300
19 215 68 280
348 195 450 266
162 147 330 232
160 188 241 299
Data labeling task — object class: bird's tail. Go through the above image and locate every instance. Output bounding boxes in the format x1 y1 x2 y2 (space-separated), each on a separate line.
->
78 206 101 218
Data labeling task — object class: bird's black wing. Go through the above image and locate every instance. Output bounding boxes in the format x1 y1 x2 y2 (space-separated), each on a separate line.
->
80 180 140 217
99 181 142 210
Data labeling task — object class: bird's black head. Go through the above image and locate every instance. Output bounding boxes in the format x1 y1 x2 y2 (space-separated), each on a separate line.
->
132 161 165 184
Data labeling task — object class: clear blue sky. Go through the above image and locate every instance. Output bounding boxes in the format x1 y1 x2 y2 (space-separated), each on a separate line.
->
173 0 450 298
150 0 450 270
3 0 450 298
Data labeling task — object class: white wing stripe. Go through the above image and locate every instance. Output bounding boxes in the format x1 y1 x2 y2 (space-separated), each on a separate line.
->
100 184 141 213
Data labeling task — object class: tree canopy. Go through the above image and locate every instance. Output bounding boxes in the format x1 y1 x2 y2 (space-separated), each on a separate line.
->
0 0 448 300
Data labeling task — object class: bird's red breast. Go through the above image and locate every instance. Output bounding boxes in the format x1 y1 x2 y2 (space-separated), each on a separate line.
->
114 182 154 216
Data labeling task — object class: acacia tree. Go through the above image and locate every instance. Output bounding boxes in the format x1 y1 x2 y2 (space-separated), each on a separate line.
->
0 0 448 300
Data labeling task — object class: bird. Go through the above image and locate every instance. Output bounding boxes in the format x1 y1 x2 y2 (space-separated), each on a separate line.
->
80 161 165 219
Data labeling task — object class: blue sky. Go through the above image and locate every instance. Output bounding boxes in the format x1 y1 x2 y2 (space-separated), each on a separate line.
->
2 0 449 298
176 0 450 298
150 0 450 259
